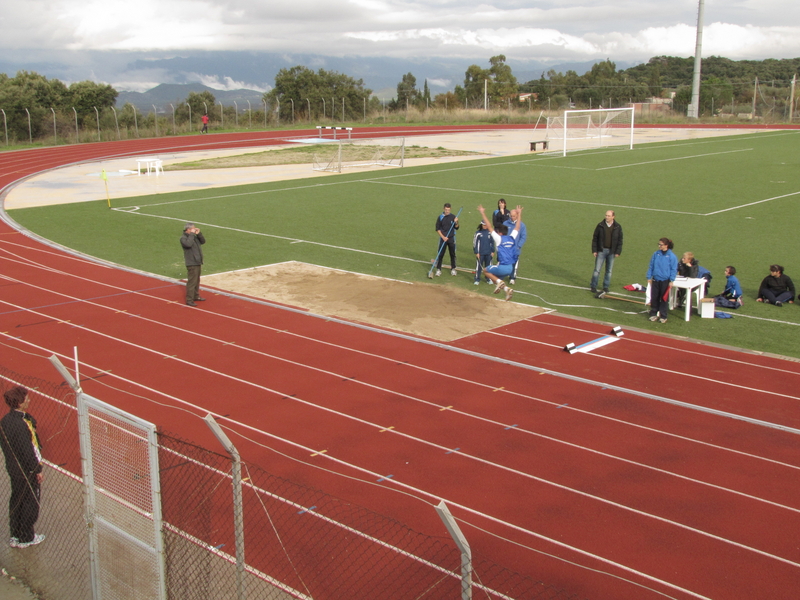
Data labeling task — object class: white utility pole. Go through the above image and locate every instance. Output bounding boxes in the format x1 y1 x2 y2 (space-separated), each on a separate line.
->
687 0 705 118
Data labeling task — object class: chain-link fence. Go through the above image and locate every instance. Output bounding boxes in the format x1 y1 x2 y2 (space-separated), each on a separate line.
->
0 363 584 600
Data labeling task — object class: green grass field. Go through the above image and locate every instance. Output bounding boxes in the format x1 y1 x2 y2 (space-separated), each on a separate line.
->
10 129 800 358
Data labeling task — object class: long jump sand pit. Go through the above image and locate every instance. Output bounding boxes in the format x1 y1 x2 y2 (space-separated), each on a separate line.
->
203 262 546 342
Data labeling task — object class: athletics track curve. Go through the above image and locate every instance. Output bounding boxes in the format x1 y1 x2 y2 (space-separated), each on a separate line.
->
1 127 799 600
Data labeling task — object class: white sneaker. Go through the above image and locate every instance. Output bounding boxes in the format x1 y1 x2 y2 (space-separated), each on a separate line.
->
15 534 45 548
509 279 515 285
493 281 505 294
649 315 659 322
505 287 514 302
9 537 18 548
486 280 492 284
474 280 480 285
435 269 442 277
451 268 457 276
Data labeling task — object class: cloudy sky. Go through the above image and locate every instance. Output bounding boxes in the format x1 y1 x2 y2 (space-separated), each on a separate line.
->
3 0 799 91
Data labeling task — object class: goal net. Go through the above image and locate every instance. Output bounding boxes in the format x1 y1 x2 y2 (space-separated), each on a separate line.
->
546 108 634 156
313 137 405 173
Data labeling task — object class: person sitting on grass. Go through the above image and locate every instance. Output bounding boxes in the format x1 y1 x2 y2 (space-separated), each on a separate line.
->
713 266 743 308
757 265 795 307
476 204 523 302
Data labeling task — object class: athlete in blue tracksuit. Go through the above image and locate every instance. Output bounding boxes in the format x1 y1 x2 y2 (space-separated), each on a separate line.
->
472 222 495 285
477 204 524 302
714 266 743 308
503 210 527 284
646 237 678 322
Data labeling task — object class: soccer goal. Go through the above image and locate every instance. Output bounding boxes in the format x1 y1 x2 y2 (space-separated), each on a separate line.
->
546 107 634 156
312 137 405 173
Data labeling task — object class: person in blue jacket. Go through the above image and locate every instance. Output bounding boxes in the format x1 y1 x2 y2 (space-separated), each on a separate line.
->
503 208 527 284
477 204 524 302
472 222 495 285
646 238 678 323
714 266 743 308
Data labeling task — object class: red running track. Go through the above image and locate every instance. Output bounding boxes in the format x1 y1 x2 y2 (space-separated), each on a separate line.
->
1 128 799 600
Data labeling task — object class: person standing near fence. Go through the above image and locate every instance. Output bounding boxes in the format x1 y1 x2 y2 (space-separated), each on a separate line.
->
0 386 45 549
590 210 623 293
181 223 206 306
200 114 209 134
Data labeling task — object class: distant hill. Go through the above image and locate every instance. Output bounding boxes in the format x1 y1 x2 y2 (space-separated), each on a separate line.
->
117 83 265 112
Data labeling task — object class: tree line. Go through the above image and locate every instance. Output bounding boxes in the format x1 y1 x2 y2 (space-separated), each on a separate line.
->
1 55 798 145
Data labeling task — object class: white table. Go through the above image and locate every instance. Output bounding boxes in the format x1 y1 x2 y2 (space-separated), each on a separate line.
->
669 277 706 321
136 157 163 176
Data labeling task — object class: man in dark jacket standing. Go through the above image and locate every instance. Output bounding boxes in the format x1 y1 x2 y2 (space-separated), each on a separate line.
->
0 386 45 548
590 210 623 293
181 222 206 306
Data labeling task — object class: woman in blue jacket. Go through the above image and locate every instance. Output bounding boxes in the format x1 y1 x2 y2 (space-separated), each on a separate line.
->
646 238 678 323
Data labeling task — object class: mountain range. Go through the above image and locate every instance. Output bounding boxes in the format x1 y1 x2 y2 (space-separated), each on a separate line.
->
0 49 635 110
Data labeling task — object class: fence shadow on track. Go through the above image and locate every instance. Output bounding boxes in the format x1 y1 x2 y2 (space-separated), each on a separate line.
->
0 364 583 600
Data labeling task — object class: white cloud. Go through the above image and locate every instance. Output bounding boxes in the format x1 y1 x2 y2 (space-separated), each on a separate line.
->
2 0 799 66
187 73 270 92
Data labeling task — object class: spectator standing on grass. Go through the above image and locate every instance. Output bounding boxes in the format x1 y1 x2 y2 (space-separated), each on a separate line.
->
492 198 512 230
646 238 678 323
434 203 459 276
757 265 795 306
181 223 206 307
502 208 527 284
0 386 45 549
200 114 209 134
472 222 495 285
590 210 623 293
714 266 743 308
477 204 524 302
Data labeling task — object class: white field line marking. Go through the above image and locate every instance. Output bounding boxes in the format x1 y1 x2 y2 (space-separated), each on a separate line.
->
489 330 800 418
0 337 714 600
363 180 703 215
704 189 800 215
596 148 753 170
1 249 798 474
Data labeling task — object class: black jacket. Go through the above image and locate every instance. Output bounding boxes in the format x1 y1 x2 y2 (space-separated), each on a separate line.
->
591 220 623 255
0 411 42 480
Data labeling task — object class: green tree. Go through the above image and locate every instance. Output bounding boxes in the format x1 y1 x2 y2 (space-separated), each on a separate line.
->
488 55 519 102
68 80 118 122
265 66 372 121
393 72 419 110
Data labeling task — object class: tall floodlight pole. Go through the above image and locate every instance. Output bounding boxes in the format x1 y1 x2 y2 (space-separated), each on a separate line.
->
687 0 705 118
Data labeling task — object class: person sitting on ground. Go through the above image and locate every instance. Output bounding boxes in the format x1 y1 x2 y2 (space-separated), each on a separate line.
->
477 204 524 302
713 266 743 308
757 264 795 306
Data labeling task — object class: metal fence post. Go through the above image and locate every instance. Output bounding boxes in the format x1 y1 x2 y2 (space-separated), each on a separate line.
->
434 500 472 600
204 414 246 600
